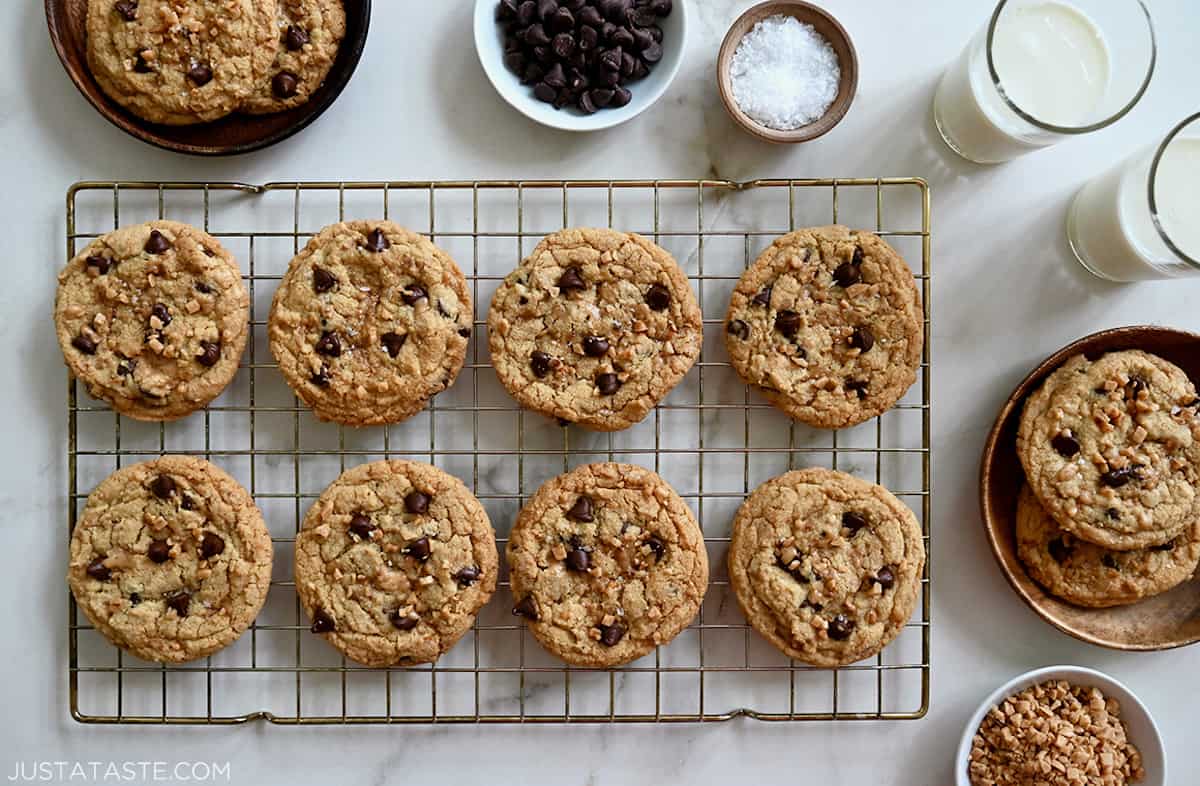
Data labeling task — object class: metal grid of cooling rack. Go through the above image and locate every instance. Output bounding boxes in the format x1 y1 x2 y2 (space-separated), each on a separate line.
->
66 178 932 724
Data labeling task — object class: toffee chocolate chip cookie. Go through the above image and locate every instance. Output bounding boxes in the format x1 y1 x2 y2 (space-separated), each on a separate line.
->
507 463 708 667
294 460 498 667
1020 350 1200 550
86 0 278 125
1016 484 1200 608
728 468 925 667
241 0 346 114
488 228 703 432
268 221 472 426
724 226 924 429
55 220 250 421
67 456 273 663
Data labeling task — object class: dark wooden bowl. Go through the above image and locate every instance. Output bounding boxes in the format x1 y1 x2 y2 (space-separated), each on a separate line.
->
716 1 858 144
45 0 370 156
980 325 1200 651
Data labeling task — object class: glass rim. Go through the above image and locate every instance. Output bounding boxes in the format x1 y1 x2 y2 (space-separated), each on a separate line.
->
985 0 1156 135
1148 112 1200 270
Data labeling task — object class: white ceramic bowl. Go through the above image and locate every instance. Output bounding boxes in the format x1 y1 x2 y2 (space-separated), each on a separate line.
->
955 666 1166 786
473 0 688 132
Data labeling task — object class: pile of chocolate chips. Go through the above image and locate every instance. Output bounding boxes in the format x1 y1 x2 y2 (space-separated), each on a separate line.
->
496 0 673 114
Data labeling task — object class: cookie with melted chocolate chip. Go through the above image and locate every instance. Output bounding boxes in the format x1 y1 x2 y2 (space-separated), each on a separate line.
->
727 468 925 667
507 463 708 667
724 226 924 429
55 220 250 421
241 0 346 114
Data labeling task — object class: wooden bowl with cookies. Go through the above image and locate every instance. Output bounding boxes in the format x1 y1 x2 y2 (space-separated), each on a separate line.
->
980 325 1200 651
45 0 370 156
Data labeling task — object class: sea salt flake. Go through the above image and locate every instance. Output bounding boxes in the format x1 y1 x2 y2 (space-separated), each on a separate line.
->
729 15 841 131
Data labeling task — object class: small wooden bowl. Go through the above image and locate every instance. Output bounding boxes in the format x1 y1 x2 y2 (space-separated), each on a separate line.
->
716 1 858 144
980 325 1200 651
45 0 371 156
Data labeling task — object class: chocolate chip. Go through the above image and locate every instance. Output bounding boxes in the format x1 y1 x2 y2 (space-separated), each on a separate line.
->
567 496 594 522
801 599 823 613
531 350 554 378
381 332 407 358
611 87 632 107
752 285 773 307
133 50 154 73
272 71 299 98
558 267 586 293
85 255 112 274
778 554 810 583
1127 375 1148 397
313 266 336 293
389 611 419 631
114 0 137 21
845 379 869 400
842 511 868 536
566 545 591 572
405 491 431 514
117 359 135 376
403 537 432 562
1048 537 1072 563
315 331 341 357
513 596 539 620
1106 508 1120 521
144 230 171 254
552 32 575 59
348 514 375 540
459 327 472 338
285 24 310 51
129 592 141 605
533 81 557 102
775 310 802 338
147 540 171 564
873 566 896 590
833 261 861 288
366 228 390 252
1101 466 1141 488
199 532 225 559
641 41 663 63
596 372 621 395
180 495 195 511
454 565 482 587
165 590 191 617
310 609 336 633
582 335 610 357
849 326 875 352
645 536 665 562
187 63 213 86
1101 554 1119 570
1051 433 1080 458
727 319 750 340
1150 541 1176 552
195 281 213 294
645 283 671 310
196 340 220 367
86 557 111 581
311 364 331 387
150 475 176 499
72 334 98 355
598 622 625 647
828 614 855 641
149 303 171 329
402 285 428 305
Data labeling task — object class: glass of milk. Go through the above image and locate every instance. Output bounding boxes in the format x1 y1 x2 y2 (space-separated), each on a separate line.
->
1068 113 1200 281
933 0 1155 164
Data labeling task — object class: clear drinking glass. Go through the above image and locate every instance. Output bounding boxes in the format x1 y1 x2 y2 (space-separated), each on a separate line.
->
933 0 1155 164
1068 113 1200 281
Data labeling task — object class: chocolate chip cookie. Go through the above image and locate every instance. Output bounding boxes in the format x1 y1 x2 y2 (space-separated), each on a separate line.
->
86 0 278 125
241 0 346 114
55 220 250 421
67 456 273 663
507 463 708 667
1016 484 1200 608
728 468 925 667
294 460 498 667
268 221 472 426
1020 350 1200 550
724 226 924 429
488 228 703 432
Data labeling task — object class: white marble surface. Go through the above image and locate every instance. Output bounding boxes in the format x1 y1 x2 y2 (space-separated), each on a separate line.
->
2 0 1199 783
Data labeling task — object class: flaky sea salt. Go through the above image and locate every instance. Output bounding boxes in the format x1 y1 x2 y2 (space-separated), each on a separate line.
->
729 15 841 131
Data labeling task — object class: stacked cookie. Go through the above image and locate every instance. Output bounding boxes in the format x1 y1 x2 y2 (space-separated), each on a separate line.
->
86 0 345 125
1016 350 1200 607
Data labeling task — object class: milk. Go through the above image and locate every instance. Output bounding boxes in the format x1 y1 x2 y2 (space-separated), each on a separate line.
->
934 1 1111 163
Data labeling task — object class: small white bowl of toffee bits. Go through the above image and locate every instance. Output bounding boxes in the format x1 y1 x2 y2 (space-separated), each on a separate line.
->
956 666 1166 786
717 1 858 143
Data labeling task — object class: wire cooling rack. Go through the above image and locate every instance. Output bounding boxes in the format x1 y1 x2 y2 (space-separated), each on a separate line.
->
66 179 931 724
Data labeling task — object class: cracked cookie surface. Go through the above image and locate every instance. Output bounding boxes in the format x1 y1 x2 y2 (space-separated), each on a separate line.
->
507 463 708 667
268 221 472 426
55 220 250 421
724 226 923 429
67 456 273 663
294 460 498 668
728 468 925 667
1019 350 1200 550
86 0 278 125
1016 484 1200 608
488 228 703 432
241 0 346 114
